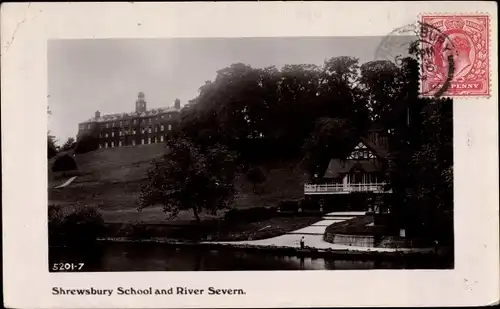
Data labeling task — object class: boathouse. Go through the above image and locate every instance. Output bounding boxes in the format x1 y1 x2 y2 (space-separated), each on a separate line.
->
304 129 393 211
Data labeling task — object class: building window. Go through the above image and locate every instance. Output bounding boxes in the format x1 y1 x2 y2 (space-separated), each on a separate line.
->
132 140 136 146
160 135 164 142
87 124 91 129
156 117 158 121
119 141 122 147
141 139 144 145
119 130 122 136
105 143 108 148
148 137 151 144
169 114 172 119
161 115 164 119
168 124 172 131
133 129 136 135
161 125 164 131
148 127 152 134
120 121 123 126
106 123 109 128
99 144 102 149
105 133 108 138
133 119 137 124
148 118 151 123
79 125 84 130
112 132 114 137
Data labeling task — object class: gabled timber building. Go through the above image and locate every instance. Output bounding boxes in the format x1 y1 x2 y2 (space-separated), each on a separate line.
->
304 129 393 211
77 92 181 148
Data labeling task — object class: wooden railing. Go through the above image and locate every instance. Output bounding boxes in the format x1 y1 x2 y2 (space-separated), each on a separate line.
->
304 183 391 194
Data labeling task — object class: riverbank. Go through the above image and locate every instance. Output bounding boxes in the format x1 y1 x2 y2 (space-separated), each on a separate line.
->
93 237 448 260
92 211 448 260
50 241 454 271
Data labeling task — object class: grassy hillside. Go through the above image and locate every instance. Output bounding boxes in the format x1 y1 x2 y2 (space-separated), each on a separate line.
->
48 144 308 223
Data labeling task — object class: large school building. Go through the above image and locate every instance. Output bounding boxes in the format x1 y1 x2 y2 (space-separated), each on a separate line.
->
77 92 181 148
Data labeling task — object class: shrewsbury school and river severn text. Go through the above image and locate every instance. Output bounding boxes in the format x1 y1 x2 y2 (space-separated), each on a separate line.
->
52 287 247 296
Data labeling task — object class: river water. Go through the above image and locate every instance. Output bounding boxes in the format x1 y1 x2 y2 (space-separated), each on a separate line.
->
49 242 452 272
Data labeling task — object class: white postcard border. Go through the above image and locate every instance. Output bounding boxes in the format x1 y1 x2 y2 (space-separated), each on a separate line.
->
1 2 498 308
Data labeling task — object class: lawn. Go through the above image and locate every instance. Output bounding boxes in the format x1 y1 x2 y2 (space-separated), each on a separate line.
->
103 214 323 242
48 144 309 224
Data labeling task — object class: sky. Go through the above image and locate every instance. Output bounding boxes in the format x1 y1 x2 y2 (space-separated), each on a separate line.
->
48 36 399 145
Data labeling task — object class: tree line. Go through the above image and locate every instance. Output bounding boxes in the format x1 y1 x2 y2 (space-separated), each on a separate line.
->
139 50 453 244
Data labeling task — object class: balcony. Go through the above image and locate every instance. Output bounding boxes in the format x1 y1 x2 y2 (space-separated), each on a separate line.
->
304 183 392 195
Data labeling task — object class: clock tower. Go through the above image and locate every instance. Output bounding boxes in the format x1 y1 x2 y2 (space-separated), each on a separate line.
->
135 92 147 113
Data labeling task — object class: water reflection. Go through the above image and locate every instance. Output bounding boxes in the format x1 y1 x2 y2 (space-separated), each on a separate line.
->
49 242 451 272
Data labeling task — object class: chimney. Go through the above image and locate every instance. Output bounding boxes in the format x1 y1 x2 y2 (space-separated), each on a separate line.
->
95 110 101 119
174 98 181 109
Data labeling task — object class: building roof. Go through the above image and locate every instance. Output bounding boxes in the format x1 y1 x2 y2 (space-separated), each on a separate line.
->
321 133 390 179
82 106 180 124
359 136 389 159
323 159 381 179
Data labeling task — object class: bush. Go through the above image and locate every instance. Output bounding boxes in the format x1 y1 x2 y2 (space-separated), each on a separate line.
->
48 204 105 246
74 133 99 154
323 216 387 238
48 145 57 159
52 154 77 172
224 207 277 223
299 198 319 210
279 199 300 212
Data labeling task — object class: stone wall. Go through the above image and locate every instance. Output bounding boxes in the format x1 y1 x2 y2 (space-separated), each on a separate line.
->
324 233 375 247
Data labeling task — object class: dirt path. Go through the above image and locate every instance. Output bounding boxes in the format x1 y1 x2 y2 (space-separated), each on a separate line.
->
54 176 78 188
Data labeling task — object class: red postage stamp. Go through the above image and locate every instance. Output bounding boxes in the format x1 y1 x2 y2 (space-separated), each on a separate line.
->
420 14 490 97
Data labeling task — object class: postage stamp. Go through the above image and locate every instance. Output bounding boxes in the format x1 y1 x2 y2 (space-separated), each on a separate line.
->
419 14 490 97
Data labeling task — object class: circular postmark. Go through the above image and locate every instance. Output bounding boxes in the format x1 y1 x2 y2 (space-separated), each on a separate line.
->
375 21 456 97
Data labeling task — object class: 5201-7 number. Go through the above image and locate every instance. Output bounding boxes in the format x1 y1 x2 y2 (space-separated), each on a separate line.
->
52 263 84 271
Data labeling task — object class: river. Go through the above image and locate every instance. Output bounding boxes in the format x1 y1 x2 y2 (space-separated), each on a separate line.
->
49 242 452 272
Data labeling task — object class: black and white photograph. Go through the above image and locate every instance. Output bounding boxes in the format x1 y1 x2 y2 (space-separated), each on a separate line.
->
47 36 454 271
2 2 498 308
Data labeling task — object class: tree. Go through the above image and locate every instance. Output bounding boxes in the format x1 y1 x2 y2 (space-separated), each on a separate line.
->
180 58 371 165
74 129 100 154
61 137 76 151
303 117 357 178
301 56 369 178
138 136 237 222
47 106 58 158
246 166 266 193
48 132 58 159
397 98 453 242
370 48 454 243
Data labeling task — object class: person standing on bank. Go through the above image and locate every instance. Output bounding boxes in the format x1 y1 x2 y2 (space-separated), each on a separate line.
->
300 236 305 249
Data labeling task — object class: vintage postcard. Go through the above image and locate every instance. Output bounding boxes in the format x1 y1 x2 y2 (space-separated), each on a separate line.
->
2 1 499 308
